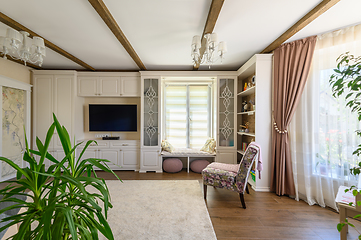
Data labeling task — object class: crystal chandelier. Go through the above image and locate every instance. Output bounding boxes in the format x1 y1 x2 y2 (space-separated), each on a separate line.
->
191 33 227 67
0 28 46 67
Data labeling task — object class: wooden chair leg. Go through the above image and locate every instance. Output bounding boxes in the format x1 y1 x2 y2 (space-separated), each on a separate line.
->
246 183 249 194
239 193 246 209
203 184 207 200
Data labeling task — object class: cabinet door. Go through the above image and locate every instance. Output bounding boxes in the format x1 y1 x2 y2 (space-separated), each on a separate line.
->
33 75 54 149
121 77 140 97
142 78 159 146
99 149 119 165
77 149 98 161
120 149 139 167
217 150 236 164
140 149 161 172
78 77 98 96
53 75 74 148
218 78 236 148
99 77 120 96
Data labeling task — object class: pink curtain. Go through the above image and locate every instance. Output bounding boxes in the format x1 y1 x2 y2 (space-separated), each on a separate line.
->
271 36 317 196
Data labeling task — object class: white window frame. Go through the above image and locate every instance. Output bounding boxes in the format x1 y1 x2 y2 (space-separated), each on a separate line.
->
161 78 215 149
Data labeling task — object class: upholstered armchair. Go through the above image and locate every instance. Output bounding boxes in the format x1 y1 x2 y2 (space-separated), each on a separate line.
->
202 143 260 209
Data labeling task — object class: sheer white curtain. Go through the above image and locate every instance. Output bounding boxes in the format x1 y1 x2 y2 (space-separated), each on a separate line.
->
289 24 361 210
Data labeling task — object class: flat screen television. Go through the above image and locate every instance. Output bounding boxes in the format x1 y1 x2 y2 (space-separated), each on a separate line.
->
89 104 137 132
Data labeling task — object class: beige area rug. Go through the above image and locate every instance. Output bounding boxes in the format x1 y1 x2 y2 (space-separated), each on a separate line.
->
100 180 217 240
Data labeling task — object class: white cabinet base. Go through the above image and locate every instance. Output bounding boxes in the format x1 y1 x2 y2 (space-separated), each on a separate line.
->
216 150 237 164
76 140 140 171
140 149 162 173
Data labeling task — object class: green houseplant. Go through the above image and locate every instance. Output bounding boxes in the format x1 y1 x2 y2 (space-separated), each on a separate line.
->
0 114 120 239
329 52 361 235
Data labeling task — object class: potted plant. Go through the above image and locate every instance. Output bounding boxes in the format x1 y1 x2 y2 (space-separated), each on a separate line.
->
0 114 121 239
329 52 361 235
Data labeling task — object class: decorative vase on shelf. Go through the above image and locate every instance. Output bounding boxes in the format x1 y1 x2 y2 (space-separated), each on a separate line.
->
244 103 248 112
245 129 249 133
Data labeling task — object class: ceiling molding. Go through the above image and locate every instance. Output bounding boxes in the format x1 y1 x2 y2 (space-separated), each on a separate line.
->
88 0 146 70
193 0 225 70
0 53 42 69
260 0 340 54
77 69 139 72
0 12 95 71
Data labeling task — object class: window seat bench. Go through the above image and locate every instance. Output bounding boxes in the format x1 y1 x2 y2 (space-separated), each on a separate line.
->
161 149 216 173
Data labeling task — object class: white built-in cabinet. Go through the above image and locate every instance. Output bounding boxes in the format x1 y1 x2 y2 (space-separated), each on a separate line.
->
217 76 237 164
77 74 140 97
139 75 162 173
32 70 269 173
120 76 140 97
76 140 139 170
32 70 84 168
236 54 272 192
78 76 120 96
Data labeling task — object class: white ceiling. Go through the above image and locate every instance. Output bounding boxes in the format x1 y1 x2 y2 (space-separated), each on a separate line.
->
0 0 361 71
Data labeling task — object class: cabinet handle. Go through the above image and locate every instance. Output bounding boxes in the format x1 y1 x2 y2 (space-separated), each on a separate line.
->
119 149 122 151
122 144 128 146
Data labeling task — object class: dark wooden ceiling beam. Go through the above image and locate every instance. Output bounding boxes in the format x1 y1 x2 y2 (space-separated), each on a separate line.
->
88 0 146 70
260 0 340 54
0 12 95 71
193 0 225 70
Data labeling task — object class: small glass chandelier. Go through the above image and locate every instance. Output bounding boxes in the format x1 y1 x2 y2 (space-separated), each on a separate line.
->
191 33 227 68
0 28 46 67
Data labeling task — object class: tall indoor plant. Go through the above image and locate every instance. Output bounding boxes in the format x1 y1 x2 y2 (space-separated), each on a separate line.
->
329 52 361 234
0 114 120 239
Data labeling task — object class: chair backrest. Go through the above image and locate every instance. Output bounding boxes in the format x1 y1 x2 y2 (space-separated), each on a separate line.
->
235 143 260 193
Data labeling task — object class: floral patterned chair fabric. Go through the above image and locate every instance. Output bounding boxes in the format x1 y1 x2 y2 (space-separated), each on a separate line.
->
202 143 260 209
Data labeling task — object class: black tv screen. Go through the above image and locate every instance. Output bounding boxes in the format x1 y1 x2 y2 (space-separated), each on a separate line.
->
89 104 137 132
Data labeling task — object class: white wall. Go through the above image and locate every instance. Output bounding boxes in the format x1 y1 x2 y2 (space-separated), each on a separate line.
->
0 58 31 84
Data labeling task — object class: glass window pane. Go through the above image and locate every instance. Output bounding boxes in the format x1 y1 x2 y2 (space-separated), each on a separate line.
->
165 85 187 148
189 85 209 149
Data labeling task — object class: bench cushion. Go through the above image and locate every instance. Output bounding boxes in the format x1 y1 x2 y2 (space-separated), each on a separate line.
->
161 148 216 157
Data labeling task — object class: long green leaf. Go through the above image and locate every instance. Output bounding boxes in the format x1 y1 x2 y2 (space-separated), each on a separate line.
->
37 123 55 167
53 114 71 156
63 207 78 240
14 212 36 240
77 140 97 162
0 157 30 179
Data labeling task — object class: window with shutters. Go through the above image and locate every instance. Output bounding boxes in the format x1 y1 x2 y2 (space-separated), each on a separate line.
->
163 81 213 149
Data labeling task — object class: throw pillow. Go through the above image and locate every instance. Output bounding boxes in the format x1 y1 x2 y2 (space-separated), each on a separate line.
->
200 138 216 154
161 139 174 153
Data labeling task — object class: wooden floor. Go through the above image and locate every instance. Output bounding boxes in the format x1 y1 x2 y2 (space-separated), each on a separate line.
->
2 170 361 239
97 169 361 240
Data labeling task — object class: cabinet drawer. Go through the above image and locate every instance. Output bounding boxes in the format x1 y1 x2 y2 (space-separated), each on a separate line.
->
77 140 109 149
110 141 139 148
